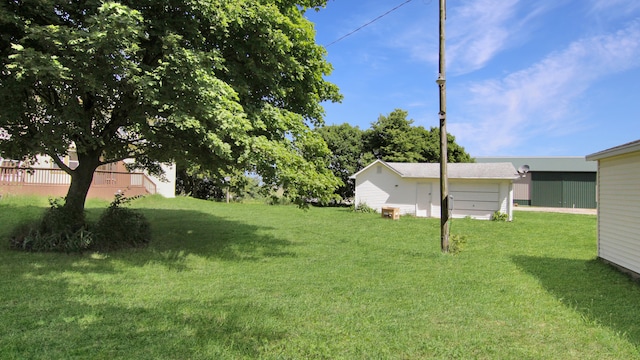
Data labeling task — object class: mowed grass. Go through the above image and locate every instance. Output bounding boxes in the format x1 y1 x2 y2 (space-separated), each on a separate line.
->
1 195 640 359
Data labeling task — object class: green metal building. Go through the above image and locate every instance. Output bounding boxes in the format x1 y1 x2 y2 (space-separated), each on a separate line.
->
476 157 597 209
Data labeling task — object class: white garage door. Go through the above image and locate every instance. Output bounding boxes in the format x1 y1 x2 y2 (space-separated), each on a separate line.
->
450 183 500 220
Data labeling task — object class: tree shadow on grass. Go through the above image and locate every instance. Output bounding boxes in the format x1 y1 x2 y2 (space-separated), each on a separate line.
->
106 207 298 273
140 208 297 260
1 206 297 274
0 275 288 359
0 204 46 235
512 255 640 347
0 206 298 357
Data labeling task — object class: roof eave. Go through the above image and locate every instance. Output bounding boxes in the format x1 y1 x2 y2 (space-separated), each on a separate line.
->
349 159 403 179
586 139 640 161
402 175 518 180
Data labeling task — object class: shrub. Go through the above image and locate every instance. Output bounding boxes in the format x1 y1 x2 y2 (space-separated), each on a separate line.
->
9 219 94 253
40 198 85 232
91 194 151 251
352 203 376 213
449 234 468 255
268 194 293 206
9 194 151 253
492 211 509 221
9 198 93 252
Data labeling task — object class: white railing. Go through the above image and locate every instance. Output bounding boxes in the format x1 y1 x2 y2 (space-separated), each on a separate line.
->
1 167 156 195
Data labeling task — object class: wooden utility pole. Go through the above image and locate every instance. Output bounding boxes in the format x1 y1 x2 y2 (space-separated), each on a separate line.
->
436 0 450 252
224 176 231 203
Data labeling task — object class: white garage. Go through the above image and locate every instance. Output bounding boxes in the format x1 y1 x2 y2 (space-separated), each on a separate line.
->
351 160 518 220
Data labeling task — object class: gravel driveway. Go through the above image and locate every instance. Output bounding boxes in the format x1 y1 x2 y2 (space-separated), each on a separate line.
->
514 206 596 215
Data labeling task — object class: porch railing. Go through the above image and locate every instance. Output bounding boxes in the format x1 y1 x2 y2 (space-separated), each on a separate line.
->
0 166 156 199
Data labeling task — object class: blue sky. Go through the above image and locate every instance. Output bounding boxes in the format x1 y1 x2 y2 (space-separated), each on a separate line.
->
305 0 640 157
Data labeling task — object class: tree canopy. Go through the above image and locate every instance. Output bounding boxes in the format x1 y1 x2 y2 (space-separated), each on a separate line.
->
314 123 368 200
316 109 472 199
365 109 471 164
0 0 342 225
366 109 424 162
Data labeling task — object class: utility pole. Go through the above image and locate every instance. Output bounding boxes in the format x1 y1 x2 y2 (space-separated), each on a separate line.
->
436 0 449 253
224 176 231 204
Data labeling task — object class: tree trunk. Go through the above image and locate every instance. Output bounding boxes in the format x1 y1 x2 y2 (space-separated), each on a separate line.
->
63 160 99 231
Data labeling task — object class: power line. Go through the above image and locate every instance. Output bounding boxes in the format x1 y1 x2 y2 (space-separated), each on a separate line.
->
325 0 415 48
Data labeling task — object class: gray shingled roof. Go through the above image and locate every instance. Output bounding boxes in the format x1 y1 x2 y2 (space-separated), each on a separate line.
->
385 162 517 179
346 160 517 180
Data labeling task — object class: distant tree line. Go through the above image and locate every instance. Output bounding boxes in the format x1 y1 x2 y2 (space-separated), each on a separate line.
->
315 109 472 200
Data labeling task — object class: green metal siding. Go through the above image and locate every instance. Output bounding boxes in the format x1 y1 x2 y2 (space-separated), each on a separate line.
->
562 172 597 208
531 172 597 208
532 172 563 207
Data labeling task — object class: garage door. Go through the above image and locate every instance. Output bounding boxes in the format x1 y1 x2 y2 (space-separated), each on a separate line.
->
531 172 596 208
450 183 500 220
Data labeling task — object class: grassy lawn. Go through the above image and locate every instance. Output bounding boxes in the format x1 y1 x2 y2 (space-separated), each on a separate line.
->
1 195 639 359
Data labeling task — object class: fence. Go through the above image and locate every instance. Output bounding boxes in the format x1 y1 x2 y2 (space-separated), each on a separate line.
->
0 167 156 199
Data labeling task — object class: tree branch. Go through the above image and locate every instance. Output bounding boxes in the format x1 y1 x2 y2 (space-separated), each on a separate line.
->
46 150 73 175
98 155 129 166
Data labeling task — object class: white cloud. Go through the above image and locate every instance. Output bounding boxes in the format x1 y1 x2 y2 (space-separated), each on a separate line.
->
388 0 521 72
391 0 561 75
447 0 520 74
589 0 640 14
450 20 640 155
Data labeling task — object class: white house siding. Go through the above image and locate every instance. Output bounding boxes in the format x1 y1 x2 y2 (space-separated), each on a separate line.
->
149 163 177 198
596 152 640 274
354 164 418 215
122 159 176 198
502 181 514 219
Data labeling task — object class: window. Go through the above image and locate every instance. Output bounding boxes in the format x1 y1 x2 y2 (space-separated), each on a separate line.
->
98 162 117 172
68 151 79 170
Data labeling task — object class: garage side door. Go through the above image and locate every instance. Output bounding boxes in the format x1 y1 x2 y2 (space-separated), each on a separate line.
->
450 183 500 220
415 182 431 217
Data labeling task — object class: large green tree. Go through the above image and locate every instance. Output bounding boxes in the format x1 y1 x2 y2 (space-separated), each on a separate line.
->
365 109 423 162
314 123 367 200
414 126 473 164
317 109 472 199
365 109 472 163
0 0 341 227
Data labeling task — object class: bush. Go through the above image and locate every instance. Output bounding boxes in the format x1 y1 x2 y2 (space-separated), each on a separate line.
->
352 203 376 213
41 199 87 234
268 193 294 206
8 194 151 253
9 198 93 252
9 219 94 253
91 193 151 251
492 211 509 221
449 234 468 255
